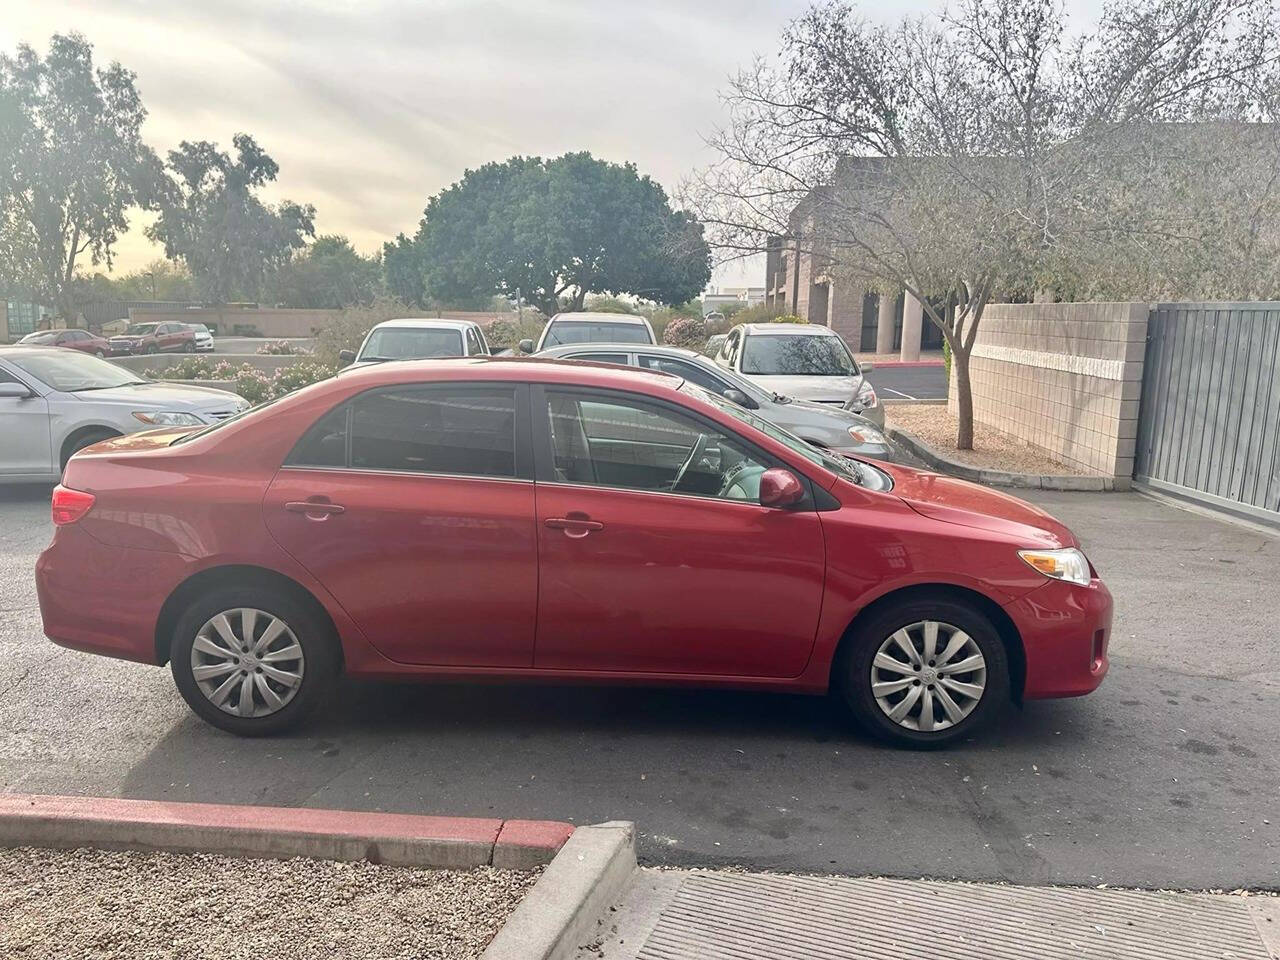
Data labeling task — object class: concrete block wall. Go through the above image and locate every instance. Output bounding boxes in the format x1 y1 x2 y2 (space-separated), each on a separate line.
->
950 302 1147 484
130 307 341 338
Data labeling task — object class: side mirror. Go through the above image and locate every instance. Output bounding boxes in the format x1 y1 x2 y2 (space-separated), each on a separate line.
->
337 349 356 366
758 467 805 508
859 360 874 372
0 382 32 399
721 388 757 410
518 339 535 354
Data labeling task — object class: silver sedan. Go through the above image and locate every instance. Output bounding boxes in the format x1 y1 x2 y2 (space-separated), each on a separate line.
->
0 346 248 483
535 343 906 463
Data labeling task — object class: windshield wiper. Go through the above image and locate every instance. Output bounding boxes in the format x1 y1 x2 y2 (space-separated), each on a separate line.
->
67 382 143 392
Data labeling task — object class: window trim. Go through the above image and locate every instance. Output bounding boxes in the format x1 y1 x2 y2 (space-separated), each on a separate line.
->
283 381 535 481
529 383 816 510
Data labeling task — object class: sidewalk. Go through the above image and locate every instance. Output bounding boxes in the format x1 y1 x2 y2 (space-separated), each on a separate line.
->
574 869 1280 959
855 349 945 368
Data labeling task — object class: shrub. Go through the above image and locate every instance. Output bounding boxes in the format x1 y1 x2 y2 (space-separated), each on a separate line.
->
770 314 807 324
256 339 305 355
486 315 545 351
313 296 426 365
662 316 707 349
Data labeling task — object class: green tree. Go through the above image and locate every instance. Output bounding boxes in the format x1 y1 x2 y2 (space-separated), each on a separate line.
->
73 258 199 303
148 133 314 302
382 232 426 306
415 152 710 317
583 294 638 313
267 234 381 308
0 34 159 315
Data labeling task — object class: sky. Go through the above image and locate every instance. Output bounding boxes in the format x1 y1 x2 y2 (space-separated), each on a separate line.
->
0 0 1093 292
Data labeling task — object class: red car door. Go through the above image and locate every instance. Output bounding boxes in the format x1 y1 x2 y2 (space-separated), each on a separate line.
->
531 386 826 678
263 383 538 667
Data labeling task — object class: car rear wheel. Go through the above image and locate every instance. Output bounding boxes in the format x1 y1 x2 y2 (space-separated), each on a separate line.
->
145 344 158 354
170 586 338 736
839 597 1009 748
94 349 105 358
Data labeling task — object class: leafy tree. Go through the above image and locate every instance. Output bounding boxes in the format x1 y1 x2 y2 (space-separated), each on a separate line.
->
414 152 711 317
267 234 380 308
0 34 159 315
382 232 426 306
692 0 1280 449
72 259 199 304
148 134 314 302
584 294 638 314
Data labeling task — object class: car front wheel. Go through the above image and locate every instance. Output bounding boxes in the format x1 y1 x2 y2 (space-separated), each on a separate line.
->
170 586 338 736
839 597 1009 748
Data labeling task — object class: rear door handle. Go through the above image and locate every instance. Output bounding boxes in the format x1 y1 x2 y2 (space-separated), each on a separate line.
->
545 516 604 538
285 500 346 518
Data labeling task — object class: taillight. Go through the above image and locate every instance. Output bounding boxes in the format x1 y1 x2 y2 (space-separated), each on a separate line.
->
51 485 95 525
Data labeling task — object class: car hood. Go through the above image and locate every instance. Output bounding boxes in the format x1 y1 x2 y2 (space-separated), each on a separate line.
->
747 373 862 403
878 461 1076 548
69 381 245 412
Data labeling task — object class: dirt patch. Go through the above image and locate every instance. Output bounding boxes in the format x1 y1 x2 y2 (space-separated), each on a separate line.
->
0 846 540 960
887 405 1090 476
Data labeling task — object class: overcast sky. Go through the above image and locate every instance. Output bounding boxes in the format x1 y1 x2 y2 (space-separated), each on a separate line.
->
3 0 1096 290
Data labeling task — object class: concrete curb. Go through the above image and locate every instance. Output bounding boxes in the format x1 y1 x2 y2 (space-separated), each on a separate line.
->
866 360 945 368
881 398 947 406
887 426 1118 492
482 820 637 960
0 794 572 870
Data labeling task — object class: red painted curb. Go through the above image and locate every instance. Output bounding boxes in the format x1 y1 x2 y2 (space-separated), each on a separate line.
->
0 794 572 869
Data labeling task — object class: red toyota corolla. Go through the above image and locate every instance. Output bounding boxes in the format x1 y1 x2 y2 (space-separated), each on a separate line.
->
36 358 1110 747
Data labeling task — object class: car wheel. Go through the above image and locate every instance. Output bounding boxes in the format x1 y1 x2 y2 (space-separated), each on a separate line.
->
183 342 195 353
146 344 158 354
170 586 339 736
839 597 1009 748
60 429 120 471
94 350 105 358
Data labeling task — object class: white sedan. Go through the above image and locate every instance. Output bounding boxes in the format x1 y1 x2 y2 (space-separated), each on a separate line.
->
0 346 248 483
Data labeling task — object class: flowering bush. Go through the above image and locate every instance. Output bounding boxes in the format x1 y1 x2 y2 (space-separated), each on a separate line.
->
770 314 807 324
662 316 707 349
149 356 336 405
256 339 306 355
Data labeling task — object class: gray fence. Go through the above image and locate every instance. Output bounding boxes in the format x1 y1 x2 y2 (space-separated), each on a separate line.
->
1135 303 1280 525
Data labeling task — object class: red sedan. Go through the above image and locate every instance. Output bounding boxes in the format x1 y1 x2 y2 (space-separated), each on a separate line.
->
18 328 112 357
36 359 1111 747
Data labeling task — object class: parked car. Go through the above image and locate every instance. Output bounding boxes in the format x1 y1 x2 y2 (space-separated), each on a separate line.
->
37 358 1111 746
17 328 112 357
188 323 215 352
108 321 197 356
714 322 882 426
519 311 656 354
339 318 491 367
536 342 906 463
0 347 249 482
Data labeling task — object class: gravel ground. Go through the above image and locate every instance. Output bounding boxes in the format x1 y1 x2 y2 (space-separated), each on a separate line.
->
887 405 1090 475
0 846 539 960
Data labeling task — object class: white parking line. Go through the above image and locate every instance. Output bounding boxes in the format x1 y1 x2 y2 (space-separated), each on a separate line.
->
880 386 918 400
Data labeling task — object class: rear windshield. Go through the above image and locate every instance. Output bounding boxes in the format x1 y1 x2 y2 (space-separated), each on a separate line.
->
741 334 859 376
358 327 464 361
543 321 651 347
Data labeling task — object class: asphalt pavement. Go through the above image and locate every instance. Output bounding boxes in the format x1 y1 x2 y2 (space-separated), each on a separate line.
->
0 484 1276 890
867 364 948 400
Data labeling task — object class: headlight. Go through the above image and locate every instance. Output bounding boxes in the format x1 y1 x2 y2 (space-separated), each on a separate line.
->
1018 547 1091 586
132 411 205 426
853 380 877 406
847 425 887 445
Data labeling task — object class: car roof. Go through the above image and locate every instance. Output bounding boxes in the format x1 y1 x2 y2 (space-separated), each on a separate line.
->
739 323 837 336
547 312 649 324
0 345 76 358
537 342 699 360
334 355 679 390
369 317 478 331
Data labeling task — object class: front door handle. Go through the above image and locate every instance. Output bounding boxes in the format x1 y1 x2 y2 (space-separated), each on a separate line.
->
545 516 604 538
285 499 346 520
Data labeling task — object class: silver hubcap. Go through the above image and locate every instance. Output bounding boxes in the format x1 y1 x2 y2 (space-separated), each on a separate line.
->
870 620 987 733
190 608 305 718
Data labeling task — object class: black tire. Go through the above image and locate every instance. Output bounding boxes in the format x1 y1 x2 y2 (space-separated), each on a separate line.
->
838 596 1010 749
146 344 158 354
61 429 119 471
169 585 339 736
183 341 195 353
94 350 106 358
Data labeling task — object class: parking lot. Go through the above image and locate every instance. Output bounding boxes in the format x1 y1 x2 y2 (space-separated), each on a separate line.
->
0 483 1275 890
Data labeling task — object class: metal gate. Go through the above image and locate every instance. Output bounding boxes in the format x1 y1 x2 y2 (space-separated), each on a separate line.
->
1135 303 1280 525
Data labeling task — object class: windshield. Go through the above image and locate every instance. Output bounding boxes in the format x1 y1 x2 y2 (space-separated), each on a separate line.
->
191 324 210 334
125 323 158 336
358 327 464 360
5 351 144 392
543 321 651 347
19 331 57 344
679 380 890 490
741 333 859 376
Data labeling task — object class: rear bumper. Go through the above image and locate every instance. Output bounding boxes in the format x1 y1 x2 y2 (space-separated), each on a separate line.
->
36 526 187 666
1005 576 1112 699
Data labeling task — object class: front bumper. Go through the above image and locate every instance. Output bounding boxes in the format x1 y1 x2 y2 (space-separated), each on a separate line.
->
194 340 214 352
1005 576 1112 699
107 344 136 355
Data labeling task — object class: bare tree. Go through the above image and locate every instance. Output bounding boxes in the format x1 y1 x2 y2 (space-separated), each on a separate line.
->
689 0 1280 449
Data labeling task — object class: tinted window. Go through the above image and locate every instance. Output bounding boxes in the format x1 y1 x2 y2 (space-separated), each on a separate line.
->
741 334 858 376
544 390 768 502
358 327 464 361
287 405 349 467
465 327 483 355
569 352 630 365
350 387 516 477
638 355 729 393
543 321 651 346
